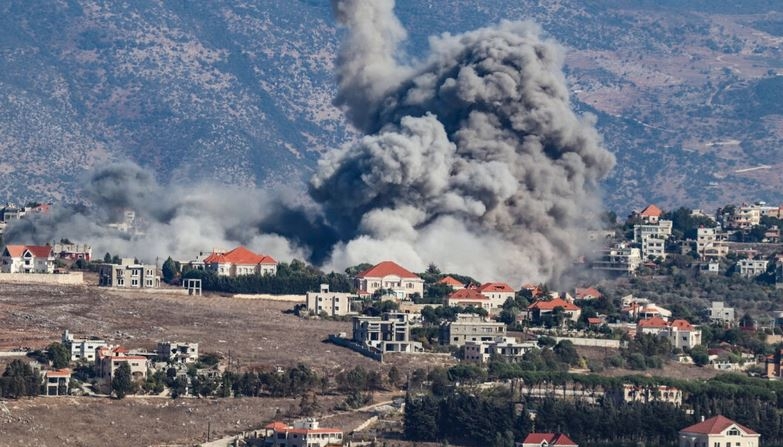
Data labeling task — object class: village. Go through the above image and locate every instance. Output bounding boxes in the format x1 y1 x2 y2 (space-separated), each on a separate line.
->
1 200 783 446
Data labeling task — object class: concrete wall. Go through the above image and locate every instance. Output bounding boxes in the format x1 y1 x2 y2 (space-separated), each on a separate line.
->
553 336 622 348
328 334 383 362
0 272 83 285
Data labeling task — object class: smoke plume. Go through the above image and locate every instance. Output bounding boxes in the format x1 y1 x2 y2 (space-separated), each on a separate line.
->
7 1 614 285
313 0 615 283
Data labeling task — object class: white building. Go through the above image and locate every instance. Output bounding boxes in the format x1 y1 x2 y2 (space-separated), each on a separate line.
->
592 243 642 274
263 419 343 447
738 259 769 278
63 330 107 363
203 246 278 277
354 261 424 300
696 227 729 259
679 415 759 447
1 244 55 273
440 313 507 347
463 337 537 364
98 258 160 288
707 301 735 325
634 220 672 260
305 284 356 317
157 341 199 364
477 282 516 308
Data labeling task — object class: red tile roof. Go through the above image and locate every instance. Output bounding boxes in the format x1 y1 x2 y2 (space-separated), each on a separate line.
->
24 245 53 257
522 432 578 446
587 317 603 325
3 245 25 257
478 282 514 293
204 246 277 266
640 204 663 217
287 428 343 435
637 316 669 328
438 276 465 288
575 287 602 299
528 298 580 311
45 368 71 378
669 319 694 331
356 261 420 279
112 356 147 362
264 421 289 431
680 415 758 436
448 288 489 300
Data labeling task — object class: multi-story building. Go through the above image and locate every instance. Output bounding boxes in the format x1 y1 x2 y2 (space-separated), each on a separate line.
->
634 220 672 260
354 261 424 299
352 312 422 353
440 313 507 347
738 259 769 278
305 284 356 317
637 318 701 350
463 337 537 364
263 419 343 447
1 244 55 273
52 242 92 262
707 301 735 325
520 433 578 447
679 415 760 447
98 258 160 288
728 204 762 230
477 282 516 308
95 346 148 382
592 243 641 274
638 204 663 224
696 227 729 259
445 288 493 312
527 298 581 326
157 341 199 364
202 246 278 277
610 384 682 406
62 330 107 363
43 369 71 396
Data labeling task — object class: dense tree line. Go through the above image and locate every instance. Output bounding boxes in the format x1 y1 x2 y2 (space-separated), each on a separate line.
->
182 260 353 294
0 360 40 398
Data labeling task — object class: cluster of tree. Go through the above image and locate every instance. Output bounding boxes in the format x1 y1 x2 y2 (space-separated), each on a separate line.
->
414 264 477 304
420 304 488 324
405 370 783 446
182 260 353 294
0 360 40 399
616 333 671 370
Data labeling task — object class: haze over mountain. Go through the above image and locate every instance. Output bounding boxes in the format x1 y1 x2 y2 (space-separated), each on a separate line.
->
1 0 782 214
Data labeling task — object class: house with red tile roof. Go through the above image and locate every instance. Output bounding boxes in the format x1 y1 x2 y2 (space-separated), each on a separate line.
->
43 368 72 396
203 246 278 277
263 418 343 447
637 317 701 350
437 275 465 290
679 415 759 447
1 244 55 273
574 287 602 300
446 288 492 312
527 298 581 326
354 261 424 299
639 204 663 224
478 282 515 308
519 432 578 447
95 346 149 387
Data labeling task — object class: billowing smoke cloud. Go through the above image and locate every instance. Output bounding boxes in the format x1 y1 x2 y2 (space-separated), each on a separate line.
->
312 0 615 283
5 161 321 264
7 1 614 285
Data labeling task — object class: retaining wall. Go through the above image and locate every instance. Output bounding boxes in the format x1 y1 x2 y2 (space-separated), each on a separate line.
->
0 272 83 285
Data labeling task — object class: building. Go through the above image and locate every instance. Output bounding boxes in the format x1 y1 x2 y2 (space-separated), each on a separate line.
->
445 288 493 312
52 242 92 262
157 341 199 364
637 318 701 350
478 282 516 308
519 433 578 447
95 346 148 382
463 337 537 364
203 246 278 277
634 220 672 260
353 261 424 299
43 369 71 396
63 330 107 363
98 258 160 288
527 298 581 326
0 203 25 221
263 418 343 447
574 287 602 300
696 227 729 259
437 276 465 290
728 204 762 230
738 259 769 278
707 301 735 325
766 348 783 378
679 415 760 447
1 244 55 273
305 284 356 317
638 204 663 224
592 243 642 274
352 312 422 353
610 384 682 406
440 313 507 347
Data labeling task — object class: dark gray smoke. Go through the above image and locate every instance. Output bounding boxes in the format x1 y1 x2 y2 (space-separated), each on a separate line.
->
312 0 615 283
8 2 614 284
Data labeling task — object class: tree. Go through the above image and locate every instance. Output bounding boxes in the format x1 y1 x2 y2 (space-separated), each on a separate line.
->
46 342 70 369
388 365 402 389
111 362 134 399
162 257 179 283
103 252 112 263
1 360 40 399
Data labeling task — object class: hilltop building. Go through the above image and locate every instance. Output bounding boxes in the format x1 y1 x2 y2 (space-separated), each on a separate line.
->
203 246 277 277
440 313 506 347
1 244 55 273
351 312 422 353
98 258 160 288
353 261 424 299
262 419 343 447
679 415 759 447
305 284 357 317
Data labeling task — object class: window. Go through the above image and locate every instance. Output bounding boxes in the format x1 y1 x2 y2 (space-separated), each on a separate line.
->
727 429 740 436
